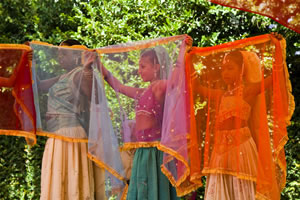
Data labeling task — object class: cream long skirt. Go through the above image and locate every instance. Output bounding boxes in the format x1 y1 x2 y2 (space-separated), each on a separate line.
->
205 135 257 200
40 126 106 200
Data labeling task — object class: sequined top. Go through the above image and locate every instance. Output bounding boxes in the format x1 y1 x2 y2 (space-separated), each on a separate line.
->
135 85 164 142
135 86 163 120
46 67 89 134
218 95 251 122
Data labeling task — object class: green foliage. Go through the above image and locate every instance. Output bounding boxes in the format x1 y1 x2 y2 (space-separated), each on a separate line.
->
0 0 299 199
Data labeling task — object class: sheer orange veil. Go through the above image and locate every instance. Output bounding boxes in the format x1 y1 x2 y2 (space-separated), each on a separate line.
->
186 34 294 200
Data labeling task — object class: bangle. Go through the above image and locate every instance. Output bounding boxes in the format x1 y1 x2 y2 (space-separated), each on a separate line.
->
83 68 93 78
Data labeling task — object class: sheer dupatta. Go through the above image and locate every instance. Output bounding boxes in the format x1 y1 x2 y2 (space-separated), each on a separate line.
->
0 44 36 145
186 34 294 200
87 53 127 199
29 41 127 199
207 0 300 33
29 41 90 142
94 35 201 197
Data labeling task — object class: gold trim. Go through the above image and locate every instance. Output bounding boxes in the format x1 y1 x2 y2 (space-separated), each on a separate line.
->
120 183 128 200
120 141 160 151
188 34 271 57
0 44 31 51
158 143 201 196
0 130 36 142
96 35 187 54
29 41 88 50
87 153 126 182
87 153 128 200
280 38 295 125
36 131 88 143
160 165 200 197
202 168 257 182
121 141 201 196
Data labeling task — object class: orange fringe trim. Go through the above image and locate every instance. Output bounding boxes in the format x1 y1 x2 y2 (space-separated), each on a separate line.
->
157 143 201 196
96 35 187 54
202 168 257 182
0 44 31 50
29 41 88 50
189 34 271 57
87 153 128 200
120 141 201 196
36 131 88 143
120 183 128 200
0 130 36 142
120 141 160 151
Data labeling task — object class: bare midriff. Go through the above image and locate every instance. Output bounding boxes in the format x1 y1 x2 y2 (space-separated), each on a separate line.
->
218 117 248 131
135 114 158 131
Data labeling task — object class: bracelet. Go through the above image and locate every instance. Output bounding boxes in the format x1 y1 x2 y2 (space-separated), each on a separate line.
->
83 68 93 78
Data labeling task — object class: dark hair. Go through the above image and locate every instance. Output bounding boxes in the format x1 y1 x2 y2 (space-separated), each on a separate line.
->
59 39 81 46
141 49 159 65
223 50 243 67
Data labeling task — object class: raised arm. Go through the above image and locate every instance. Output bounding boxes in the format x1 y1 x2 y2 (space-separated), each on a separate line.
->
0 75 16 87
244 33 285 98
92 52 144 99
81 51 143 99
194 85 224 100
244 76 272 98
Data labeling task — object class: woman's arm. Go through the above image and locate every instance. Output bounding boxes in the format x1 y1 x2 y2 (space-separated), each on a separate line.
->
194 85 223 100
91 52 143 99
0 76 16 87
37 76 61 92
244 76 272 98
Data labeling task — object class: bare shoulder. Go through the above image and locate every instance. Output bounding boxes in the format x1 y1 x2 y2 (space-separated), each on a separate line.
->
151 80 167 103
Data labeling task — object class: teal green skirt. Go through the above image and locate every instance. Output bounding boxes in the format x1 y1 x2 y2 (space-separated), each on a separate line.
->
127 147 179 200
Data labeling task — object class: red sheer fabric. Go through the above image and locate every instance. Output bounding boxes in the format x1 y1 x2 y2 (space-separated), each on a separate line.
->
186 34 294 200
0 44 36 145
208 0 300 33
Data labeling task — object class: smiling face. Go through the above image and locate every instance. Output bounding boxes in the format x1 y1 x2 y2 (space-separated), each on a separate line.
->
138 51 160 82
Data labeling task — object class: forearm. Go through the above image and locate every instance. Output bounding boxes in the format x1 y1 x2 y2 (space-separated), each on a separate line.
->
93 57 142 98
102 67 124 92
37 76 60 92
0 76 15 87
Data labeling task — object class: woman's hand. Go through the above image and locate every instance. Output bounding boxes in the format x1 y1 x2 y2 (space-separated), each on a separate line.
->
184 35 193 53
83 50 97 70
271 32 283 41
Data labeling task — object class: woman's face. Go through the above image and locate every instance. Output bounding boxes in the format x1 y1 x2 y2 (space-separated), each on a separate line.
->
58 49 77 71
221 59 242 85
138 56 159 82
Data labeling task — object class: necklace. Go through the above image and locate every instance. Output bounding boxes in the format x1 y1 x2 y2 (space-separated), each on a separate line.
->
225 85 243 96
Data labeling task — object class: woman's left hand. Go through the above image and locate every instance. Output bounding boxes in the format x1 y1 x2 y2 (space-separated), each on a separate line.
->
83 50 97 70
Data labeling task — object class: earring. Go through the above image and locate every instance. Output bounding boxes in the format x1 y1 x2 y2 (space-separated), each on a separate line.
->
154 71 158 79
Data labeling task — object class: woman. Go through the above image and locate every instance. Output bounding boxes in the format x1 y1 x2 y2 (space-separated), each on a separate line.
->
38 40 105 200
